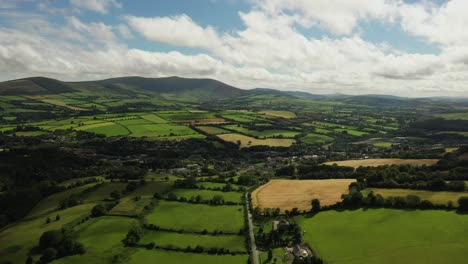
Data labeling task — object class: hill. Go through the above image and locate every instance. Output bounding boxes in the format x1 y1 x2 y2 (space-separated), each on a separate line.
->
0 77 75 95
0 76 246 100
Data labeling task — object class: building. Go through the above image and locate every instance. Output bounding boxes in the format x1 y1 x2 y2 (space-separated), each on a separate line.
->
272 219 290 231
292 245 309 258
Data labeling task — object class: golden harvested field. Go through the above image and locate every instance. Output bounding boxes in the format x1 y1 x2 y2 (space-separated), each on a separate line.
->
366 188 467 206
323 158 439 168
217 133 295 148
24 95 88 111
252 179 355 212
259 110 297 119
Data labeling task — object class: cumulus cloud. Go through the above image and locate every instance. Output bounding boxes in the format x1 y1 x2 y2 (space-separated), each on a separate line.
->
253 0 398 35
399 0 468 47
126 15 222 50
1 0 468 97
69 0 121 14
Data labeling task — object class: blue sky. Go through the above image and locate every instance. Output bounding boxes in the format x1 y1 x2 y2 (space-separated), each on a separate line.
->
0 0 467 97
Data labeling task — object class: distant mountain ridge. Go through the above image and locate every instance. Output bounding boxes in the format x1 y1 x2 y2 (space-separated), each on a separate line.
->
1 76 467 102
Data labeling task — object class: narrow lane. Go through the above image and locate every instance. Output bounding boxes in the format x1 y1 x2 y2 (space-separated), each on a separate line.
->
245 193 259 264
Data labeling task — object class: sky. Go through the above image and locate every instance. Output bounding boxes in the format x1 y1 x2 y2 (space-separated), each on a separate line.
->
0 0 468 97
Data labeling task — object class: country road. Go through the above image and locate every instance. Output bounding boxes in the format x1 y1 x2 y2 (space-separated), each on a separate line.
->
245 193 259 264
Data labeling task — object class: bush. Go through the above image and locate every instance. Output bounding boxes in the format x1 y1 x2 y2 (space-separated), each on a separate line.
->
91 204 108 217
39 230 64 249
458 196 468 211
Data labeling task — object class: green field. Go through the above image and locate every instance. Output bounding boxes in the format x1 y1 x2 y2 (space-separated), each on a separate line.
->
300 133 334 144
27 183 99 218
0 203 96 264
126 123 199 138
435 112 468 120
196 126 230 135
52 216 138 264
128 249 248 264
145 201 244 232
334 128 369 136
172 189 242 203
297 209 468 264
75 122 130 137
140 231 246 252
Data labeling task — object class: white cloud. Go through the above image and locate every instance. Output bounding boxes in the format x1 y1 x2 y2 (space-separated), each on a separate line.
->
399 0 468 47
126 14 222 50
2 1 468 97
253 0 398 35
69 0 121 14
116 24 133 39
67 16 117 47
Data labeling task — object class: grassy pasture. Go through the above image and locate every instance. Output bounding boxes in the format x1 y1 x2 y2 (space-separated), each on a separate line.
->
196 126 230 135
82 182 127 202
300 133 334 144
373 141 392 147
217 133 295 148
297 209 468 264
141 114 169 123
435 112 468 120
197 182 243 191
221 113 269 123
323 159 439 168
0 203 96 264
52 216 138 264
27 183 99 218
140 231 246 252
75 122 130 137
126 123 198 138
252 179 355 212
157 112 216 121
334 128 369 136
128 249 248 264
365 188 467 206
259 110 297 118
172 189 242 203
146 201 244 232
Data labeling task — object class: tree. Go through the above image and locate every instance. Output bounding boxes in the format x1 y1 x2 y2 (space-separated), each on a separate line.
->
91 204 107 217
55 214 60 221
46 216 51 224
268 250 273 261
110 190 121 200
211 195 225 205
26 256 33 264
311 199 321 213
123 226 143 246
405 195 421 208
39 230 64 249
40 248 57 263
458 196 468 211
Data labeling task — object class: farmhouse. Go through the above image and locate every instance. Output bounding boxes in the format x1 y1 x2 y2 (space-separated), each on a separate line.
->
292 245 310 258
272 219 290 231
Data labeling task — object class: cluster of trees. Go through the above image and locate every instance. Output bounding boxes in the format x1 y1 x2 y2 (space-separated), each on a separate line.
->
143 223 242 236
91 202 118 217
164 192 236 206
33 229 85 263
252 207 304 220
339 189 466 210
256 223 301 247
295 164 355 179
146 243 245 255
